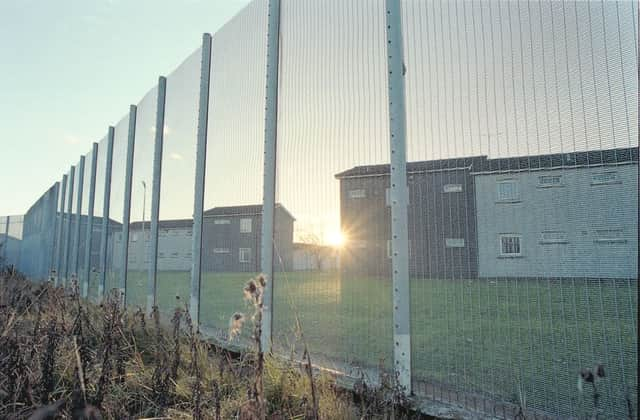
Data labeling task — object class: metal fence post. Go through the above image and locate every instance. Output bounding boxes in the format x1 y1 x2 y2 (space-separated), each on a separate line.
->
120 105 138 306
190 34 213 328
83 143 99 298
260 0 281 352
50 184 59 279
62 166 76 286
148 76 167 314
54 174 68 285
71 155 86 283
99 127 115 300
50 182 60 281
385 0 412 394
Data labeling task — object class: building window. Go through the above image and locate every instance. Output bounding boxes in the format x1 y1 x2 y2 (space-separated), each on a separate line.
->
386 240 392 259
185 230 193 237
348 189 366 199
213 248 230 254
131 233 138 242
350 240 367 249
594 228 626 244
214 219 231 225
445 238 465 248
240 218 252 233
540 231 568 244
443 184 463 193
171 252 179 258
591 171 620 186
499 234 522 257
538 175 562 188
497 180 519 202
239 248 252 263
159 252 165 258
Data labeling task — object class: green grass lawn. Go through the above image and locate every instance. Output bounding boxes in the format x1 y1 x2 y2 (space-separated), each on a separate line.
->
91 270 637 418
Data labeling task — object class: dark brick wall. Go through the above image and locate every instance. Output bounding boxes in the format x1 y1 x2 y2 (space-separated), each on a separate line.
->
339 169 478 279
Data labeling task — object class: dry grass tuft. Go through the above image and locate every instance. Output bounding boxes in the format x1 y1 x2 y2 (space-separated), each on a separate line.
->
0 271 428 419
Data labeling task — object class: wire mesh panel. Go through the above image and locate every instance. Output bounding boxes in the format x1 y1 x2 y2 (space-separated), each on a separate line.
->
156 49 200 317
105 116 130 296
52 178 64 278
88 137 108 301
20 187 53 279
126 87 158 309
272 0 393 379
42 185 58 280
5 215 24 270
401 0 638 417
78 148 93 290
68 157 83 282
60 168 74 284
0 216 7 269
199 0 267 343
18 204 35 277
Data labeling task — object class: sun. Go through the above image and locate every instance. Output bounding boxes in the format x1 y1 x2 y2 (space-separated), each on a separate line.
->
326 231 346 248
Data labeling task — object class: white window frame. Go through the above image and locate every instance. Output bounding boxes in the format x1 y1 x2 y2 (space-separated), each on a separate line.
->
498 234 522 257
239 248 252 263
594 228 626 244
591 171 620 186
214 219 231 225
496 179 520 202
443 184 463 193
240 218 252 233
540 231 568 244
386 240 392 259
213 248 230 254
537 175 563 188
348 189 366 199
445 238 465 248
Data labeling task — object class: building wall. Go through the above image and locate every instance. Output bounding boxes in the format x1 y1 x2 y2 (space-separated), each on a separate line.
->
407 170 478 279
339 175 390 277
274 208 294 272
339 169 478 278
108 207 295 275
125 226 192 272
293 246 339 271
202 215 261 273
157 227 192 272
201 208 294 273
474 163 638 279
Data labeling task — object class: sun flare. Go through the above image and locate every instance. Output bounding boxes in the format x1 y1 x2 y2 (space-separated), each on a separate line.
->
326 231 346 248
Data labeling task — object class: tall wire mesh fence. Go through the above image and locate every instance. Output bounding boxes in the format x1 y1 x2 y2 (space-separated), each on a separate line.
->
7 0 638 418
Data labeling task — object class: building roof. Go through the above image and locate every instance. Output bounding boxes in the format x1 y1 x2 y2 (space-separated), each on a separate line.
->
203 203 295 221
472 147 638 174
129 218 192 230
334 147 638 179
334 156 488 179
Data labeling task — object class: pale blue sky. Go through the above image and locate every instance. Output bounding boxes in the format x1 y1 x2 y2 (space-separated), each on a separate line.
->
0 0 249 215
